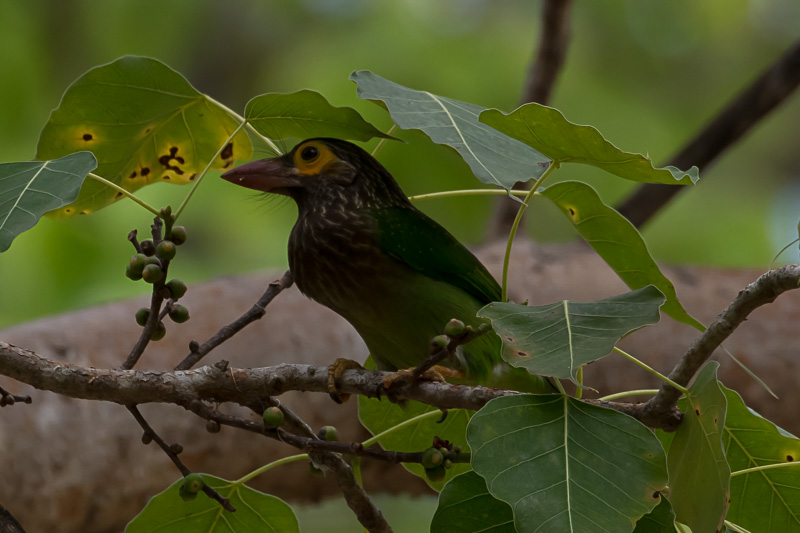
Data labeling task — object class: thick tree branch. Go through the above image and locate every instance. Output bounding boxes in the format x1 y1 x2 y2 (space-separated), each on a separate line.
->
642 264 800 427
0 342 672 429
617 37 800 227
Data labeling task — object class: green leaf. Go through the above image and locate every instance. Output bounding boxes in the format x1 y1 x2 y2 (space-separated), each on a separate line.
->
350 70 551 190
431 471 515 533
667 362 730 533
125 474 298 532
478 285 664 384
723 384 800 532
540 181 704 330
37 55 252 218
633 497 680 533
244 90 395 142
0 152 97 253
468 395 668 533
358 356 471 491
480 103 698 185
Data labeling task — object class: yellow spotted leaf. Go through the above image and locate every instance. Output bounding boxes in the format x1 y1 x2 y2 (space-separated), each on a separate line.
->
37 56 252 218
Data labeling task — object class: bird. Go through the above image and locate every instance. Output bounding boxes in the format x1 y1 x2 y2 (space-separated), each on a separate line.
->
221 138 551 396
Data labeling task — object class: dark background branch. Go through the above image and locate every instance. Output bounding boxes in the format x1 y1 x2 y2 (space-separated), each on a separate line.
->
487 0 573 238
617 37 800 228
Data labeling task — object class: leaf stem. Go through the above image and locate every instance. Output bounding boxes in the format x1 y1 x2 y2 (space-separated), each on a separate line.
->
234 453 308 485
408 188 532 203
613 347 690 395
174 120 246 220
85 173 161 217
730 460 800 477
598 389 659 401
501 163 557 301
371 124 399 158
360 410 442 448
205 95 283 155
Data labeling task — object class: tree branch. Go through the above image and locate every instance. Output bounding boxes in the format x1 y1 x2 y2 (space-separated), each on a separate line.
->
0 341 673 429
642 264 800 427
617 37 800 228
174 270 293 370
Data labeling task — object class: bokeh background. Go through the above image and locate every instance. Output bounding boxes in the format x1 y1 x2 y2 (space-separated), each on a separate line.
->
1 0 799 328
1 1 799 531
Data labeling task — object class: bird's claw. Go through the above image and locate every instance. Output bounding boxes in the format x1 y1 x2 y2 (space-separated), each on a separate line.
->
327 358 364 404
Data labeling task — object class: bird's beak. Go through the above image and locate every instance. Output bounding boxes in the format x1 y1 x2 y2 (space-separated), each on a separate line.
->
220 157 302 193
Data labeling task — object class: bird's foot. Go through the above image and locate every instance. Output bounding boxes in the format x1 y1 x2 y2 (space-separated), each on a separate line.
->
327 358 364 404
381 365 462 398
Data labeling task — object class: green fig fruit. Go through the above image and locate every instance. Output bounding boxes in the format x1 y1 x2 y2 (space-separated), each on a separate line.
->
421 447 444 469
156 240 177 261
150 321 167 341
170 226 187 245
262 406 284 428
166 279 188 299
169 304 190 323
444 318 466 337
142 264 163 283
135 307 151 326
424 465 446 482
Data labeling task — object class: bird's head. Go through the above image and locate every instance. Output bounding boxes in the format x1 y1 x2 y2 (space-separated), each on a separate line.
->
221 138 408 210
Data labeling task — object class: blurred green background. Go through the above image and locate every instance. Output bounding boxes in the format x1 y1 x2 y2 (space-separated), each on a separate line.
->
1 0 798 329
1 1 799 531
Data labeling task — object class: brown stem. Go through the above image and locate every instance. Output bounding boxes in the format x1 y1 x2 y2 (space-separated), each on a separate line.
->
174 271 293 370
127 405 235 512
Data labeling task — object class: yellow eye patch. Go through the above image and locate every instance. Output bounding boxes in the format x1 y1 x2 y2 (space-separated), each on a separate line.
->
292 141 339 176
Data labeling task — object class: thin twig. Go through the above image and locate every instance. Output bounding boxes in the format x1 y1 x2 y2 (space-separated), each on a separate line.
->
126 405 235 512
174 271 293 371
0 385 31 407
617 37 800 228
123 218 169 370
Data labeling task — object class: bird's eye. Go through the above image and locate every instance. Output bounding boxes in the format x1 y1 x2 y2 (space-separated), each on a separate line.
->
300 145 319 162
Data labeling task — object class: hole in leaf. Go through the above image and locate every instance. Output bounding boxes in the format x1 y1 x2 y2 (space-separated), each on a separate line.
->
787 455 794 462
141 167 150 177
79 210 89 215
695 409 700 416
64 208 74 214
115 192 124 199
82 133 93 141
652 492 659 500
188 173 197 181
129 171 137 179
220 143 234 160
223 160 233 169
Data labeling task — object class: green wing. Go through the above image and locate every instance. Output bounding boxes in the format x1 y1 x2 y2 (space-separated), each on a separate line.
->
373 206 501 304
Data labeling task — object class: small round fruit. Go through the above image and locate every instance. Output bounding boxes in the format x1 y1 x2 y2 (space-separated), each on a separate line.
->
431 335 449 349
156 240 177 261
182 473 205 494
125 263 142 281
319 426 339 442
425 465 446 482
169 304 190 324
129 253 147 275
206 420 221 433
166 279 188 299
150 321 167 341
170 226 187 245
444 318 466 337
421 447 444 469
170 443 184 455
144 255 162 266
135 307 151 326
262 406 284 428
140 239 156 256
142 264 163 283
178 485 197 502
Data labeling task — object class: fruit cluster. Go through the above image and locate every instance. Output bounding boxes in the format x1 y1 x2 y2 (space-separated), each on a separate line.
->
126 225 190 340
422 436 461 482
